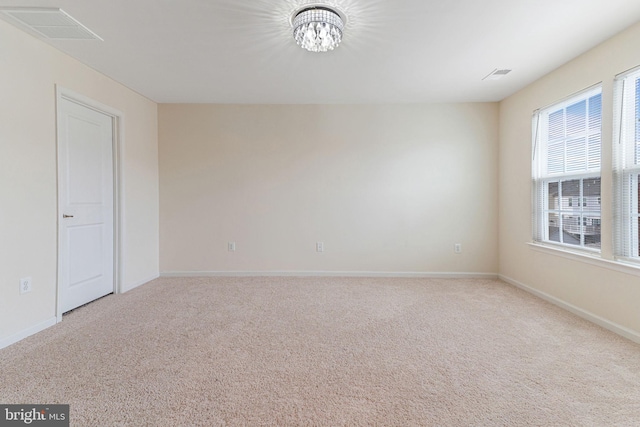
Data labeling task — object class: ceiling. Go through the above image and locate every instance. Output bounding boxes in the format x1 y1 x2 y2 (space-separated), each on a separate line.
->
2 0 640 104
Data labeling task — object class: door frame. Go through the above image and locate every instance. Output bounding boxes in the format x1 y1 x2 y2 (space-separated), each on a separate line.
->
55 86 125 322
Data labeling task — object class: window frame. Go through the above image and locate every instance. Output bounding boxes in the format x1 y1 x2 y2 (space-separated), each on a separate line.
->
532 85 603 253
613 67 640 262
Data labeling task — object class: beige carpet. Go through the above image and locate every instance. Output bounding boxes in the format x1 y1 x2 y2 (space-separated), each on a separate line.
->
1 277 639 426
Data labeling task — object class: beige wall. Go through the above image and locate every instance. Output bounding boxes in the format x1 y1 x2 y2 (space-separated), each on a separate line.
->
0 19 159 345
159 103 499 275
499 21 640 336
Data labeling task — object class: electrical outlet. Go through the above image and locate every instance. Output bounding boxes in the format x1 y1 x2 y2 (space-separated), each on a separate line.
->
316 241 324 252
454 243 462 254
20 277 32 294
228 242 236 252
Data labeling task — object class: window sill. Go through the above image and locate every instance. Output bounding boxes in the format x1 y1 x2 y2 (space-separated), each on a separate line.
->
527 242 640 277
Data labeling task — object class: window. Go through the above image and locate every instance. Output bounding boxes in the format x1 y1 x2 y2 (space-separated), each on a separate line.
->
532 86 602 251
614 67 640 260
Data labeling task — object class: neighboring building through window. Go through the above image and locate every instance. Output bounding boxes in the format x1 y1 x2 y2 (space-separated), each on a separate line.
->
532 86 603 250
614 67 640 260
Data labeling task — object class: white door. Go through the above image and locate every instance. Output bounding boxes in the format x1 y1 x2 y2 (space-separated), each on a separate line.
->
58 98 114 313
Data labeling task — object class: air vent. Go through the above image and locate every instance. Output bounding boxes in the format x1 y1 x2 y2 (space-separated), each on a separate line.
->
482 69 512 81
0 7 102 40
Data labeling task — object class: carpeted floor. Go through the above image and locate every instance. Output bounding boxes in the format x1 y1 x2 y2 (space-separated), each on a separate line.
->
1 276 639 426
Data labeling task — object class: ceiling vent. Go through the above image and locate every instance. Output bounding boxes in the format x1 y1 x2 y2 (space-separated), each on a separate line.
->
0 7 102 40
482 69 512 81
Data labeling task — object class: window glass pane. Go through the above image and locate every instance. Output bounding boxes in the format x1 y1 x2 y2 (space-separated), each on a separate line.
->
561 214 581 246
583 178 601 213
588 94 602 132
588 135 600 170
634 174 640 256
547 182 559 210
548 213 560 243
566 100 586 137
547 142 564 174
588 94 602 171
637 174 640 215
583 214 601 249
560 180 580 210
637 217 640 255
548 109 564 141
566 137 586 172
636 78 640 165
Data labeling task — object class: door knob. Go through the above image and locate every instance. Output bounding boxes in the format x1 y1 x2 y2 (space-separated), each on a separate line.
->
63 214 74 218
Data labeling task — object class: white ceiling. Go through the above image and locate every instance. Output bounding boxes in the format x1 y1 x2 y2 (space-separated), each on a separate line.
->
2 0 640 104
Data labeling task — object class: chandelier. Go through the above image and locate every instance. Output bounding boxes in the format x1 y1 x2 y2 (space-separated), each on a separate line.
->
292 6 344 53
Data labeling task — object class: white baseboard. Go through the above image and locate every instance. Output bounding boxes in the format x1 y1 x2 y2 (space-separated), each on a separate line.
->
499 274 640 344
160 271 498 279
0 317 57 350
120 273 160 293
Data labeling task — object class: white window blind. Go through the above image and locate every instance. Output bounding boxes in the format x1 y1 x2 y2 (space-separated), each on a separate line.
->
613 67 640 261
532 86 602 251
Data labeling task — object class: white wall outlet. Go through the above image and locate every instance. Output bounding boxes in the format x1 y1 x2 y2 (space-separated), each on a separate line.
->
454 243 462 254
316 241 324 252
20 277 32 294
228 241 236 252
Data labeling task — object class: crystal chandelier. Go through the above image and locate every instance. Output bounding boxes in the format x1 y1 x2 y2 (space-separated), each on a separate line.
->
292 6 344 53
